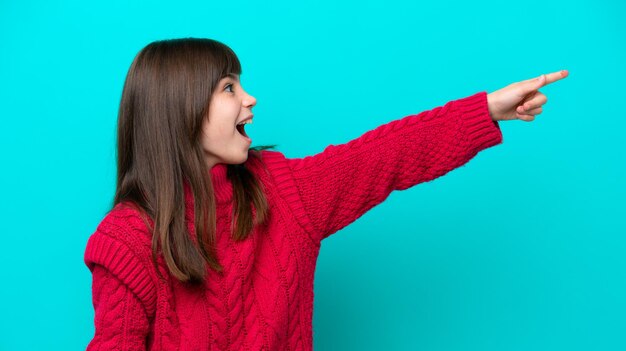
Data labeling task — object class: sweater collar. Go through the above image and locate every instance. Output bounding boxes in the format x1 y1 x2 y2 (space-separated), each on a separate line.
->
183 163 233 208
209 163 232 203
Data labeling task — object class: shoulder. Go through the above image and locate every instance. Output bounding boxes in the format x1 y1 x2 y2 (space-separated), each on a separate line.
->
244 149 291 192
84 202 159 316
84 201 155 268
85 202 156 266
250 149 291 179
245 149 294 194
93 202 154 248
84 202 159 275
249 149 286 170
248 149 320 242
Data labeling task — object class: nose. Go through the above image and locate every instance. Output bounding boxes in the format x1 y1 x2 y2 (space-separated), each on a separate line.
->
244 91 257 108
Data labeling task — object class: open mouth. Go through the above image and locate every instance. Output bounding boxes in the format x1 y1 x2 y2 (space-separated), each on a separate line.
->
236 123 249 138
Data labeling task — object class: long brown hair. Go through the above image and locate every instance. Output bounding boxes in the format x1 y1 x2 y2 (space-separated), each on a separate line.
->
114 38 275 284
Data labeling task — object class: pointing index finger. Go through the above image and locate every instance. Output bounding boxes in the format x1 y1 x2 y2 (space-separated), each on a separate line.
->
544 70 569 85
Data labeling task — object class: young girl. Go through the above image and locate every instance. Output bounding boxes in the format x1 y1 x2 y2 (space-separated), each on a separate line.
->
84 38 568 350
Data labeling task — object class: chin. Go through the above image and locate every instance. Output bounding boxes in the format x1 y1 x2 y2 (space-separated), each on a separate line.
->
234 151 249 164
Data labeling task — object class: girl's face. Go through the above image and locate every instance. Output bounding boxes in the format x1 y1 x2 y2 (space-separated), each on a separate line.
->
201 73 257 169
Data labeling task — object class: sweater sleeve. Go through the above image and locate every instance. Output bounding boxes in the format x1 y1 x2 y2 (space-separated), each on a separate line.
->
281 91 503 243
86 265 150 351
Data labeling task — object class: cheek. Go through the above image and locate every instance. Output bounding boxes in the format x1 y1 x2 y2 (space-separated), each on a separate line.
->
201 123 235 148
200 120 218 143
210 97 239 116
207 102 238 134
216 123 235 136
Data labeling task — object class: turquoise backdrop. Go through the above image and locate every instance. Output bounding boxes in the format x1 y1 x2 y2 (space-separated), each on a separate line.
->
1 0 624 350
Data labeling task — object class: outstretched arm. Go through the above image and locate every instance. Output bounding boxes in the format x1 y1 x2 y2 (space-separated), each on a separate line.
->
278 70 569 244
284 91 503 244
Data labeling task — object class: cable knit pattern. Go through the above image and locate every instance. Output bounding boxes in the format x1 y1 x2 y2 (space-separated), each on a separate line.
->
88 265 150 351
84 91 503 350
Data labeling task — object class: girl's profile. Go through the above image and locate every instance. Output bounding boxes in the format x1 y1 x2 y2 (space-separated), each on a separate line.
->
84 37 568 350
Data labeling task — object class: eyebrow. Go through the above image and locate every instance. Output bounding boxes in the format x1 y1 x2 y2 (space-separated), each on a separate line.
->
224 73 240 81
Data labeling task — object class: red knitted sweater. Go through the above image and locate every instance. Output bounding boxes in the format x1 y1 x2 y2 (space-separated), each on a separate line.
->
84 91 503 350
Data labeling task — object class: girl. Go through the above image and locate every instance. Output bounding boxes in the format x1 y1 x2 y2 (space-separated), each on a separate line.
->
84 38 568 350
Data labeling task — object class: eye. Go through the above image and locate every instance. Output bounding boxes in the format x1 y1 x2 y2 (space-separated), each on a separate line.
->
225 83 234 93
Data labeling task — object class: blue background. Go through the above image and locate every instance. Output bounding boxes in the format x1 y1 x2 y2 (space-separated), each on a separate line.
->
1 0 625 350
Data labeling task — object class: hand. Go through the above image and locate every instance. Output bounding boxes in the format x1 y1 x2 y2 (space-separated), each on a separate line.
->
486 70 569 122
